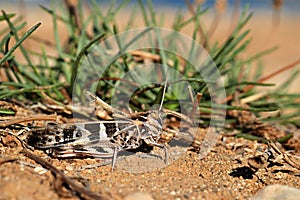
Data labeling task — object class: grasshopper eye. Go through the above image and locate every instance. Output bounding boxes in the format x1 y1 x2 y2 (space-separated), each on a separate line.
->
150 111 163 126
150 112 158 119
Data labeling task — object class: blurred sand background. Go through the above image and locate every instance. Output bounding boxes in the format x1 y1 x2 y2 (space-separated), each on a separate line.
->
1 1 300 92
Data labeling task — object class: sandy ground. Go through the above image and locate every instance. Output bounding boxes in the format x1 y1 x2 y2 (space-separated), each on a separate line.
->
0 102 300 199
1 2 300 200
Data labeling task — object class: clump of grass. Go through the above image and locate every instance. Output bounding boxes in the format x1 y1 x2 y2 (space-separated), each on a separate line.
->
0 1 299 134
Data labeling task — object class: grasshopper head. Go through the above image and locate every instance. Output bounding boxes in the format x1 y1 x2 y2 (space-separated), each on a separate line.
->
146 110 163 134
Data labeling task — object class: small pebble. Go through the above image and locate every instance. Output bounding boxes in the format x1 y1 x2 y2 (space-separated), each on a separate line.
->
65 165 74 171
253 184 300 200
34 167 47 175
124 192 154 200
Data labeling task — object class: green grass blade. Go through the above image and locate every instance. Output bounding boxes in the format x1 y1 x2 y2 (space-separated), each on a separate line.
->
1 10 36 68
70 33 106 94
0 22 42 65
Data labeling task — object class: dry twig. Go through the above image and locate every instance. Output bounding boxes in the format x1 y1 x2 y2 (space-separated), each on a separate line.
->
224 59 300 103
0 115 57 127
269 142 300 170
21 149 117 200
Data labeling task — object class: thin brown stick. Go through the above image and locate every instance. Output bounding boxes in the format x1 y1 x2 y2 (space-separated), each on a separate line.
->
0 131 116 199
0 115 57 127
223 59 300 103
269 142 300 170
21 149 115 200
131 50 161 61
0 157 18 165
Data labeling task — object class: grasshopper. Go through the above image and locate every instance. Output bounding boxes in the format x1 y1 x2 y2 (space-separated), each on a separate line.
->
26 76 195 171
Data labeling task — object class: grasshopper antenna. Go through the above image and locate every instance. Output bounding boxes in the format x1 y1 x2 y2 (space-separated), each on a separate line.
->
159 70 169 111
